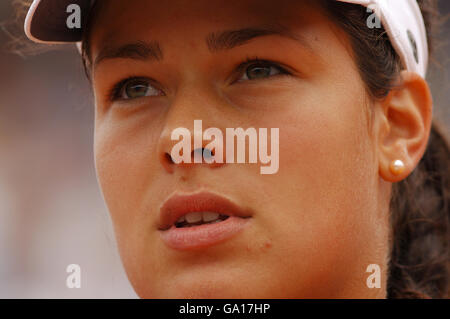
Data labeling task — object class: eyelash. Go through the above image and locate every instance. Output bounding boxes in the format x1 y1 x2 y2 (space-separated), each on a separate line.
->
234 56 291 82
108 76 153 102
108 57 291 102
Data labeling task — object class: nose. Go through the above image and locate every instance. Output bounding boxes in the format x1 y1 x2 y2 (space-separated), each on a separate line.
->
157 87 227 174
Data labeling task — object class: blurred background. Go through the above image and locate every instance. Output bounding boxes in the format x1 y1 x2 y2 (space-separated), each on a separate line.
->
0 1 136 298
0 1 449 298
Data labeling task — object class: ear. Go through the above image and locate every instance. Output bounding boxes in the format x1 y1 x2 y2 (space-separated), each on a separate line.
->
377 71 433 182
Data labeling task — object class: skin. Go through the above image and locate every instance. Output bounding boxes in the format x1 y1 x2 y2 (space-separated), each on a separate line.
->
88 0 432 298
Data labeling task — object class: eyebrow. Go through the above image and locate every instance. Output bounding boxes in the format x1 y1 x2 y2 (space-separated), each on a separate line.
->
206 23 308 52
93 24 310 69
93 40 163 68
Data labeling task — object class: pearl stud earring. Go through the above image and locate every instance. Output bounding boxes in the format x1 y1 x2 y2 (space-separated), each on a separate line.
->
390 159 405 175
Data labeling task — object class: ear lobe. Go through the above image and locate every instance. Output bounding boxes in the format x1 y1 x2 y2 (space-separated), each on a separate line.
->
377 71 433 182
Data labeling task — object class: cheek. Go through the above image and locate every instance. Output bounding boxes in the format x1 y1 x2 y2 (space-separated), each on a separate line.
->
93 114 168 290
250 83 382 295
93 114 161 235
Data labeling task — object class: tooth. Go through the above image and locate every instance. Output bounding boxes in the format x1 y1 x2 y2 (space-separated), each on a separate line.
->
185 212 202 223
176 215 185 223
202 212 220 222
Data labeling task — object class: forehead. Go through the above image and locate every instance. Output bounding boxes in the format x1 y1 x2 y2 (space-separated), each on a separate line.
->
88 0 328 50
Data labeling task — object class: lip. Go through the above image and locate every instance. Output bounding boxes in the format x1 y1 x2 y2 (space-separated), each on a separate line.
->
158 191 252 250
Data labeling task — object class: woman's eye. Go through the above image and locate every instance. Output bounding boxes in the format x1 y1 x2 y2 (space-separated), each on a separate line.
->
238 61 289 82
112 77 163 101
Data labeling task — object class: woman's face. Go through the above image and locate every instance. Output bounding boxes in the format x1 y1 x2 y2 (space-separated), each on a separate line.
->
90 0 390 298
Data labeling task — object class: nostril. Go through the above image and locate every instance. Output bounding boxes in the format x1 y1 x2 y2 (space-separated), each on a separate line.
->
204 148 215 158
165 152 175 164
192 147 214 160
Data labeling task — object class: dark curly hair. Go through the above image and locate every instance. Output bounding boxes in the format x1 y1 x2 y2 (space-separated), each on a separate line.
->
5 0 450 298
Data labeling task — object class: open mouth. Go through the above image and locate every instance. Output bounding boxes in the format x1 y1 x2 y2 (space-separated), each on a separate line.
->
157 191 252 231
174 212 230 228
158 191 252 250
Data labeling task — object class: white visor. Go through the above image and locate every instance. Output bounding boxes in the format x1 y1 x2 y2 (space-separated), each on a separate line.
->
24 0 428 77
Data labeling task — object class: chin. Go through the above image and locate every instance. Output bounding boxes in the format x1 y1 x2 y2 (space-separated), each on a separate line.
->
133 277 254 299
